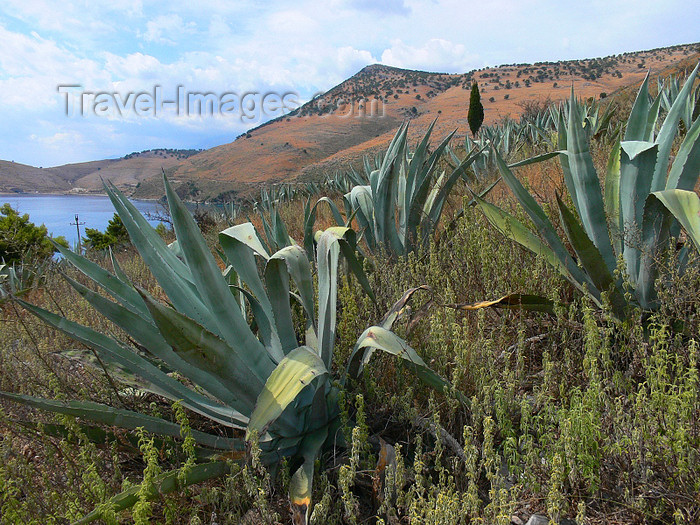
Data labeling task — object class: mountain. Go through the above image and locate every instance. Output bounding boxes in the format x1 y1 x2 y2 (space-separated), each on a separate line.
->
137 42 699 201
3 43 699 201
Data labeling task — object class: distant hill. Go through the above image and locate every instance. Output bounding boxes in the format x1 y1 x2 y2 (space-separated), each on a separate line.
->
0 149 201 195
3 43 699 201
0 160 71 194
140 42 699 201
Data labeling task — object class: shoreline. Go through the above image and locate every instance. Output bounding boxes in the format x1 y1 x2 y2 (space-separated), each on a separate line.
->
0 191 162 203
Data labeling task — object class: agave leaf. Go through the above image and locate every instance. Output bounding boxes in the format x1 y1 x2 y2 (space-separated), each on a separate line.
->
380 285 431 330
651 62 699 192
247 346 328 439
508 151 561 168
28 421 232 461
604 138 622 256
0 392 237 450
108 248 131 283
138 289 264 418
19 421 138 455
336 236 375 303
105 183 193 283
219 225 274 318
303 197 345 259
105 185 221 335
463 177 501 207
449 293 555 313
229 285 282 356
422 172 446 224
272 206 293 250
665 115 700 192
164 176 275 381
565 92 617 273
269 245 317 335
64 276 256 410
422 145 485 249
619 140 659 286
372 122 408 255
405 129 456 250
625 73 651 142
555 194 626 316
637 194 672 309
651 190 700 253
53 242 148 318
316 230 341 368
290 426 328 525
347 326 468 404
17 299 243 427
219 222 270 260
264 256 299 355
344 185 376 251
557 108 575 212
645 93 662 142
73 461 231 525
404 118 438 204
474 174 598 303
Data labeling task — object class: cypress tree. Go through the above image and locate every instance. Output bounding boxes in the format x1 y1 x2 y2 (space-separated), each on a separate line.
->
467 82 484 137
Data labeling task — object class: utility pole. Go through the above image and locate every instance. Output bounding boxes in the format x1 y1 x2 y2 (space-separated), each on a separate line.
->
70 214 85 254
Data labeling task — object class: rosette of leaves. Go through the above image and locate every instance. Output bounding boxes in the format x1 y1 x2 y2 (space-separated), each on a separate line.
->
474 63 700 318
1 176 459 524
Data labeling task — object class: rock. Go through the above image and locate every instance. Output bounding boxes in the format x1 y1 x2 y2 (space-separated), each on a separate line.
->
511 516 525 525
525 515 549 525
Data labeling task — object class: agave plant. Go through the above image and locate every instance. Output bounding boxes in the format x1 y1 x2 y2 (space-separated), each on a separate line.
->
657 72 700 131
549 95 617 141
0 176 457 523
475 62 700 318
0 259 50 300
337 119 484 257
652 189 700 254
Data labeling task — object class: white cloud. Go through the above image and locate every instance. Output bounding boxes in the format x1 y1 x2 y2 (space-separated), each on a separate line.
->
346 0 410 15
380 39 479 73
141 15 196 45
0 0 696 166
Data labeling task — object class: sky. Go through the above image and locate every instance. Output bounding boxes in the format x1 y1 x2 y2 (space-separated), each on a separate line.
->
0 0 698 167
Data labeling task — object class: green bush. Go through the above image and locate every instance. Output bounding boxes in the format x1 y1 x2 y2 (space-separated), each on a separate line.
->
0 203 65 264
83 213 130 251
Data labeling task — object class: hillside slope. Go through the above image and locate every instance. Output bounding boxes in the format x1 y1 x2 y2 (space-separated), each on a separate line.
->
0 149 200 195
135 42 698 201
3 43 698 200
0 160 71 194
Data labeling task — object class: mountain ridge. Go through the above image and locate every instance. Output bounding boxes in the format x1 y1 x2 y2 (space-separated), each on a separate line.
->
2 42 698 201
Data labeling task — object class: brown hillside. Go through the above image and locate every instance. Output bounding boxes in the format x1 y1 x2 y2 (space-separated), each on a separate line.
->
0 149 200 196
137 42 699 201
0 160 71 194
4 43 698 200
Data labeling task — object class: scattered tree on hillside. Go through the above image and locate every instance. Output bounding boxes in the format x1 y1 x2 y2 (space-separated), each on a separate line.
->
468 82 485 137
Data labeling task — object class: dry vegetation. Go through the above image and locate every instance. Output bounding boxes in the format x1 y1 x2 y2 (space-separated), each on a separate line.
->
1 46 700 525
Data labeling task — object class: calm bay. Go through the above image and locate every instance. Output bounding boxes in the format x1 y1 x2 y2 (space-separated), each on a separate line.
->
0 193 164 249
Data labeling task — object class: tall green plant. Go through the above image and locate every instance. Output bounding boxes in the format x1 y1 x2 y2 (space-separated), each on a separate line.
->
475 63 700 317
468 82 484 137
334 120 483 257
0 176 458 524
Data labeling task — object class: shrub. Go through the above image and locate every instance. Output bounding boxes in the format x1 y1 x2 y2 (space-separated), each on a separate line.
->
83 213 130 251
0 203 64 264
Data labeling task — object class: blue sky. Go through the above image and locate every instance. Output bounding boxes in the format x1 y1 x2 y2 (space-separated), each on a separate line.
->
0 0 697 167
